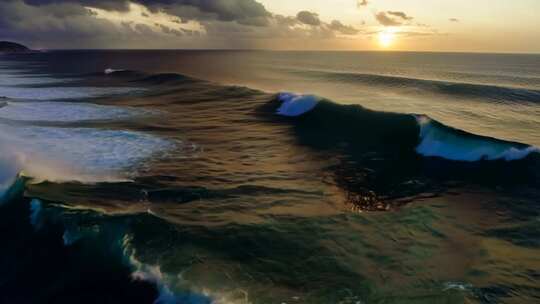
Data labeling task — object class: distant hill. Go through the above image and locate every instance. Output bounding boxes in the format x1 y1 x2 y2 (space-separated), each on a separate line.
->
0 41 31 53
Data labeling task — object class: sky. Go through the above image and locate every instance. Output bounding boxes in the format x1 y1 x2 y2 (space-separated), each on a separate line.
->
1 0 539 53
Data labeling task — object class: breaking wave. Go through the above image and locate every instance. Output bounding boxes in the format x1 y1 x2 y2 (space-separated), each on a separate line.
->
274 93 539 162
415 115 539 161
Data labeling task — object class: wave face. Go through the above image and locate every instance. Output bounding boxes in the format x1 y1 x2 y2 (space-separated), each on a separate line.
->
275 93 539 162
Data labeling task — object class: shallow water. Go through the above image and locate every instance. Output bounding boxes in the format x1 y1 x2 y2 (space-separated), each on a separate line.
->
0 51 539 303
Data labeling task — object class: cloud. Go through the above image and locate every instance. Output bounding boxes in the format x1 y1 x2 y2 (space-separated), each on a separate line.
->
285 11 359 36
329 20 359 35
374 11 414 26
138 0 271 26
0 0 361 49
357 0 368 7
375 12 402 26
449 18 459 22
21 0 272 26
296 11 321 26
22 0 131 11
387 11 413 21
0 1 207 48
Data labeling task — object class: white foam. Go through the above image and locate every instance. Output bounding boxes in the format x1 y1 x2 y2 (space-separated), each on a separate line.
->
105 68 126 75
443 282 473 291
0 124 175 183
0 86 144 100
0 101 149 122
276 92 319 117
0 63 168 185
415 115 539 161
123 235 180 304
123 235 227 304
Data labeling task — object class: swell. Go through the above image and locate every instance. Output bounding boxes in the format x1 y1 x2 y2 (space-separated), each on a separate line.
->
99 68 198 86
97 70 540 163
299 70 540 103
23 68 540 165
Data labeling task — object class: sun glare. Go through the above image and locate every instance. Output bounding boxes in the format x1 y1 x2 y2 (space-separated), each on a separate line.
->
378 30 396 48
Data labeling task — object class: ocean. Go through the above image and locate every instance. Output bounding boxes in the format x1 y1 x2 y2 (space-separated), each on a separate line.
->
0 50 539 303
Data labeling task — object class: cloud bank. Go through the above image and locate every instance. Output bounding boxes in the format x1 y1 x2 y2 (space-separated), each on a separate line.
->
0 0 361 49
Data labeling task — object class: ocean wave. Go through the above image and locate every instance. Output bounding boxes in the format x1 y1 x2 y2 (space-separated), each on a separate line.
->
123 234 215 304
274 93 539 162
99 69 145 78
96 69 198 86
133 73 197 85
299 70 540 103
0 175 27 205
415 115 539 161
22 200 227 304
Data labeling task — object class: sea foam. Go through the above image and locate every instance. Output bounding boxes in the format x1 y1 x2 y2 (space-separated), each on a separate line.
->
415 115 539 161
105 68 126 75
0 124 175 184
276 93 319 117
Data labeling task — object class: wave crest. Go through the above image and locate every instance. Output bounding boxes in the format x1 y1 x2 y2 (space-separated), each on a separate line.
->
276 92 320 117
415 115 539 162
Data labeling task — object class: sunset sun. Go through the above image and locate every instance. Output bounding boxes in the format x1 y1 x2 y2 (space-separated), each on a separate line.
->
378 30 396 48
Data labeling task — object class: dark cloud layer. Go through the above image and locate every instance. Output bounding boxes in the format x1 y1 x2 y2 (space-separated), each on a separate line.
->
139 0 271 26
23 0 130 10
0 0 361 49
22 0 272 25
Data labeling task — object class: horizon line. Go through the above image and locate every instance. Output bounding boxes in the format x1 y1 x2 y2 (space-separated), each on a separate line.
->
29 48 540 56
